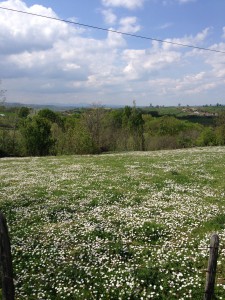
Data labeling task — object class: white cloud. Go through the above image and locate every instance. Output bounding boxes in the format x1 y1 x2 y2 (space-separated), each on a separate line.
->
159 28 211 51
106 30 126 47
0 1 127 99
0 0 76 55
204 43 225 80
119 16 141 33
0 0 224 106
102 0 145 10
145 71 219 102
101 9 117 25
222 27 225 39
175 73 218 95
178 0 196 3
162 0 196 4
122 48 181 80
158 22 173 30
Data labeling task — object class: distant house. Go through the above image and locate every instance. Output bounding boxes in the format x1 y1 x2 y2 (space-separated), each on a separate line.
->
193 111 200 115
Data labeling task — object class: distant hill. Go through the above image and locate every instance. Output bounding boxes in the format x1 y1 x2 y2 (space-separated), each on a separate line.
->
4 102 123 111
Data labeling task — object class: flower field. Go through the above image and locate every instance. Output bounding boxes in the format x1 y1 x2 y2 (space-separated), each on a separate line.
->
1 147 225 299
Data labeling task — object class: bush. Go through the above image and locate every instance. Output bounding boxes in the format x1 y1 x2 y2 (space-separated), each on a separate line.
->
197 127 217 146
20 116 55 156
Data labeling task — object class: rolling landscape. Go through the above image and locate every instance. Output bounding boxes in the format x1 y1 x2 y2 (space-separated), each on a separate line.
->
1 0 225 298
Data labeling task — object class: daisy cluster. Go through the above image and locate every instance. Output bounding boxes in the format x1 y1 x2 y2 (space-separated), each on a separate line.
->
0 147 225 299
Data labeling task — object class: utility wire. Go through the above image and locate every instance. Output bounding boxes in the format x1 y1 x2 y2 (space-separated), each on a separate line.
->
1 6 225 54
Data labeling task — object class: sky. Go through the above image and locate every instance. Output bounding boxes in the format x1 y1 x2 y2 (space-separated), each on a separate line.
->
0 0 225 107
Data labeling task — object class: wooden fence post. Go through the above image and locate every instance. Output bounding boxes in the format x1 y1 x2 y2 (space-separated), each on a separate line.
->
0 212 15 300
204 233 219 300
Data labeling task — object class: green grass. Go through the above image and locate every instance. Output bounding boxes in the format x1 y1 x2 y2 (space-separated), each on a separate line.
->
1 147 225 299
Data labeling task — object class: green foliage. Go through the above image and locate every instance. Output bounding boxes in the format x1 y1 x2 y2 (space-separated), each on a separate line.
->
197 127 217 146
121 106 144 150
65 124 95 154
81 107 105 152
18 107 30 118
20 115 55 156
0 111 21 156
109 109 123 128
216 111 225 126
144 116 202 150
0 129 12 156
215 125 225 145
145 116 200 137
38 108 62 125
2 105 225 156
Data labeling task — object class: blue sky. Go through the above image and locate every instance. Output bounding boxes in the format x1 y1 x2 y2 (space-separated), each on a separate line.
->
0 0 225 106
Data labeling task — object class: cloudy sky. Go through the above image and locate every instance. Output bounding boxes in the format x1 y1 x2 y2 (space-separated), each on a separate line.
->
0 0 225 107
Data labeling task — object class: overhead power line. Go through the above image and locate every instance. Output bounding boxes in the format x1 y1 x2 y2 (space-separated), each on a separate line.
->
0 6 225 54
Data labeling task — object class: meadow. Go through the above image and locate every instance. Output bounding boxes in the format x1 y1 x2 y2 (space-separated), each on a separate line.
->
1 147 225 299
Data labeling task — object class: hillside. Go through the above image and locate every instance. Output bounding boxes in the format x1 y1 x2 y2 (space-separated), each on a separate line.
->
1 147 225 299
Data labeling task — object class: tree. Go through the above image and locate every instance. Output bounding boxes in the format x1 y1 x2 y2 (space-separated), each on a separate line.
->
38 108 61 124
215 111 225 145
197 127 216 146
64 122 94 154
0 80 6 105
122 105 144 150
20 116 55 156
0 80 6 113
216 110 225 126
103 109 124 151
82 105 106 152
18 107 30 119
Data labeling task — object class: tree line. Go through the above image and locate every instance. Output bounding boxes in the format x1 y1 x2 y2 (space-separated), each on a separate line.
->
0 104 225 157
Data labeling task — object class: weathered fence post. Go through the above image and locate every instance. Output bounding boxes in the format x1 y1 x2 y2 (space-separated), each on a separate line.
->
204 233 219 300
0 212 15 300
